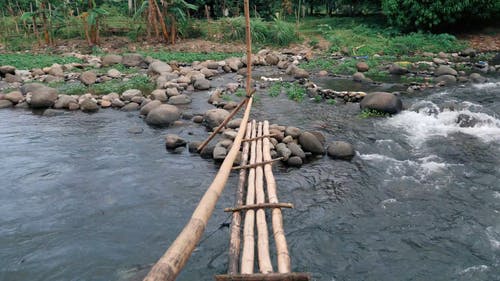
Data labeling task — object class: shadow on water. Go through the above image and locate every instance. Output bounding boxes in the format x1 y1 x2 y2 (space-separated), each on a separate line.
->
0 76 499 281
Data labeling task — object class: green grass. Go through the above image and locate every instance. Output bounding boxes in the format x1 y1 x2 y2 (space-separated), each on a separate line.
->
267 82 306 102
140 51 242 63
359 109 391 118
0 53 83 69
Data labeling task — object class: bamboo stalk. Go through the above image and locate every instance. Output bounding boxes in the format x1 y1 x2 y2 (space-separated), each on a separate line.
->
255 122 273 273
143 97 254 281
240 120 257 274
214 272 311 281
224 203 294 213
263 121 291 273
228 122 252 274
242 134 278 142
197 97 248 153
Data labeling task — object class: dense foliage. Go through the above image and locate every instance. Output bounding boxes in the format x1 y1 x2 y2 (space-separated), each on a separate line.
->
381 0 500 31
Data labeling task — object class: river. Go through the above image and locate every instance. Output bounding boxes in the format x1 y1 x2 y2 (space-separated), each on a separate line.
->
0 79 499 280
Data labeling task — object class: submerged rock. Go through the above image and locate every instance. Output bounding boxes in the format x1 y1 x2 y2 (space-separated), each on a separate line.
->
145 104 181 127
327 141 355 160
165 134 187 149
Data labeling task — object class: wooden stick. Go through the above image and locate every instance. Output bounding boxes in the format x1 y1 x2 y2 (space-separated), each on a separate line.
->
214 272 311 281
228 122 252 274
224 203 294 213
241 120 257 274
197 97 248 153
231 158 283 170
255 122 273 273
263 121 291 273
142 100 254 281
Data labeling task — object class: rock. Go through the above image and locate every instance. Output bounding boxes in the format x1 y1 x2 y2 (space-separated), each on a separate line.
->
456 113 478 127
469 73 486 83
127 126 144 134
327 141 355 160
435 65 457 76
102 54 123 66
299 132 325 155
282 135 294 144
310 131 326 145
121 89 142 101
188 141 202 153
293 67 310 79
68 102 80 110
5 91 23 104
121 102 139 111
203 108 230 129
460 48 476 57
165 134 187 149
226 58 242 71
27 84 58 109
168 94 192 105
356 62 369 72
48 64 64 77
205 61 220 70
151 89 168 102
100 100 112 108
287 156 303 167
223 101 238 110
122 53 145 67
80 99 99 112
42 109 65 117
194 78 211 90
140 100 162 115
80 71 97 85
5 73 23 83
287 143 306 159
0 65 16 76
200 144 215 159
166 87 180 97
213 146 228 160
111 98 125 108
145 104 181 127
192 115 204 123
359 92 403 114
276 143 292 161
318 70 328 77
0 100 13 109
435 74 457 85
269 128 284 142
265 53 280 65
353 72 366 82
31 68 45 76
389 64 408 75
201 67 217 78
54 94 77 109
149 61 172 75
107 69 122 78
227 118 242 129
438 52 448 58
223 130 238 140
218 139 233 149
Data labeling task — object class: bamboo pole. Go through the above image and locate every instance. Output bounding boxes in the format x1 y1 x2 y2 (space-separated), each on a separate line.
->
240 120 257 274
255 122 273 273
214 272 311 281
143 97 254 281
224 203 293 213
228 122 252 274
232 158 283 171
197 97 248 152
263 121 291 273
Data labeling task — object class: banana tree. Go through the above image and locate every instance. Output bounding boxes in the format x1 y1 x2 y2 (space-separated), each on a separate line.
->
20 0 56 45
79 0 108 45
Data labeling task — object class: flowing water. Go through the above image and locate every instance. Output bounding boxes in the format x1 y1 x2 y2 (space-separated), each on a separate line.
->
1 78 499 281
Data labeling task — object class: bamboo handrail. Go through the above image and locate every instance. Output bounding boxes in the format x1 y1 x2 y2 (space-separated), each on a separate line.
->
263 121 291 273
240 120 257 274
255 122 273 273
228 122 252 274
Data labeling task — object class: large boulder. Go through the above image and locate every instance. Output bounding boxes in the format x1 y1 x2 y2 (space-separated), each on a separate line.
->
122 53 145 67
26 84 58 109
0 100 13 109
389 64 408 75
140 100 162 115
54 94 77 109
327 141 355 160
435 65 457 76
203 108 230 129
80 99 99 113
435 74 457 85
0 65 16 76
194 78 211 90
145 104 181 127
80 71 97 85
102 54 123 66
360 92 403 114
298 132 325 155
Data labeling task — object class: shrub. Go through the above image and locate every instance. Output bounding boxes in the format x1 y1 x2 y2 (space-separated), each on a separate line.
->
382 0 500 31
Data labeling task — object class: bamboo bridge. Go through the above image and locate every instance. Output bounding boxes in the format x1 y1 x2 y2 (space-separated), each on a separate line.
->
141 0 311 280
